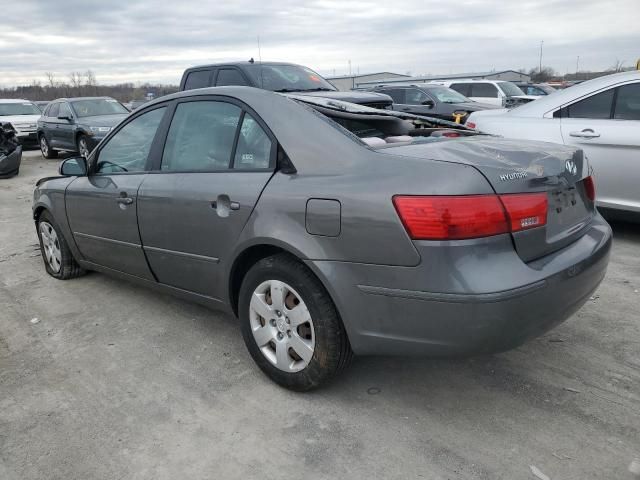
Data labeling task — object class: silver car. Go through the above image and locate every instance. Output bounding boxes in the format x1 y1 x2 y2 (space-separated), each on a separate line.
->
33 87 612 390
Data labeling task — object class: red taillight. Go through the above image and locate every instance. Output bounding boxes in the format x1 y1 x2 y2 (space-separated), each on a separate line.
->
466 121 477 129
500 193 548 232
442 131 461 138
583 176 596 202
393 193 548 240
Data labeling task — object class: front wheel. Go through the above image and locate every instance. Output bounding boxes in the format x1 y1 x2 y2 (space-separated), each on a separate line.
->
239 254 352 391
39 135 57 159
37 211 85 280
77 135 90 158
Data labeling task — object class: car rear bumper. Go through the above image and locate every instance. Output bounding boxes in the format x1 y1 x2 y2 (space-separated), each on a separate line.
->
16 131 38 145
0 146 22 178
308 213 612 356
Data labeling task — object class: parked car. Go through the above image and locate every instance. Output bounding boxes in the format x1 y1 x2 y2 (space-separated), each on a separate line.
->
366 84 499 123
467 70 640 214
432 80 537 107
37 97 129 158
0 99 41 145
0 123 22 178
33 100 51 111
33 86 611 390
515 83 557 96
180 60 393 109
124 99 148 111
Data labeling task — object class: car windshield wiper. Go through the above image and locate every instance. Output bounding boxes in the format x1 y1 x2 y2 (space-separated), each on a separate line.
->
297 88 335 92
273 88 303 93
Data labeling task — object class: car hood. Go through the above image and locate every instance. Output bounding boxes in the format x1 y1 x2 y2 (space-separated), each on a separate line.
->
0 114 41 125
297 90 393 106
77 114 128 127
380 135 584 194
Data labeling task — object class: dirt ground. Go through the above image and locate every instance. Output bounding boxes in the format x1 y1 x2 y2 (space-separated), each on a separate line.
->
1 150 639 480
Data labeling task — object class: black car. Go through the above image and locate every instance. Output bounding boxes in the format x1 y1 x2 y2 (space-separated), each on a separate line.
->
367 84 499 123
515 83 557 96
37 97 129 159
180 61 393 109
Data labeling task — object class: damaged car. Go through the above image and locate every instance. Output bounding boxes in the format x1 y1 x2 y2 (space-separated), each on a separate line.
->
0 99 41 146
0 123 22 178
33 87 611 390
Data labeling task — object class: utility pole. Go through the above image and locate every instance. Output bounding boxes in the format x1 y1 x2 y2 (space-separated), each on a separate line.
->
348 60 352 76
539 40 544 73
576 55 580 74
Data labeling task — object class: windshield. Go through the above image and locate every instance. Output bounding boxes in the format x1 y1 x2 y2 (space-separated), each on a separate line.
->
245 64 337 92
0 102 41 116
71 98 128 117
424 86 471 103
498 82 526 97
537 84 557 94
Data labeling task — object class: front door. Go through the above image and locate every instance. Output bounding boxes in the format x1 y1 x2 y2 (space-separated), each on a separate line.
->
560 81 640 212
137 99 275 298
65 106 168 279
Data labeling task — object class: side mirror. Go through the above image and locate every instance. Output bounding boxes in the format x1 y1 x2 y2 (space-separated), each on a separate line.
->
421 100 435 108
57 115 73 122
59 156 87 176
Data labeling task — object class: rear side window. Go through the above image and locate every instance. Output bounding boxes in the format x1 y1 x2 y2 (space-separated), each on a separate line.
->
565 89 614 119
48 103 60 118
233 113 273 169
613 83 640 120
216 69 249 86
449 83 471 96
96 107 166 173
183 70 212 90
382 89 405 103
161 101 242 171
470 83 499 98
58 103 72 118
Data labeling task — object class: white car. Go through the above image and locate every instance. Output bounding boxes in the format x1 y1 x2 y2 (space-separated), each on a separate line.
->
0 99 41 145
431 80 538 107
467 71 640 214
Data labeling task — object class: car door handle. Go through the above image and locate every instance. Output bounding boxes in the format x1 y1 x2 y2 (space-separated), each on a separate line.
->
569 129 600 139
116 197 134 205
230 201 240 211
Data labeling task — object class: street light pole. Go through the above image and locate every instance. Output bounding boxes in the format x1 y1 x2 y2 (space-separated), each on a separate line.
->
539 40 544 73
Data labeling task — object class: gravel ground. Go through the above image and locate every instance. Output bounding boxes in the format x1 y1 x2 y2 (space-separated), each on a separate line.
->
1 150 639 480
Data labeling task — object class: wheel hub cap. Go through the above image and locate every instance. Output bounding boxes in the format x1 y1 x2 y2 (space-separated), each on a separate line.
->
249 280 315 373
39 222 61 273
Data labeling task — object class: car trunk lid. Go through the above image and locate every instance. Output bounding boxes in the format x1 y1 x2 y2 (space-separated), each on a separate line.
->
382 136 595 262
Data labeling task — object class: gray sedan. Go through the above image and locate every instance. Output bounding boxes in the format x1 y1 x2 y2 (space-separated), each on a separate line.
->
33 87 612 390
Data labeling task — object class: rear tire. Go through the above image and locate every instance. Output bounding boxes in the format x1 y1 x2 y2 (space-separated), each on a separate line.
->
239 253 353 391
77 135 90 158
36 211 85 280
39 135 57 159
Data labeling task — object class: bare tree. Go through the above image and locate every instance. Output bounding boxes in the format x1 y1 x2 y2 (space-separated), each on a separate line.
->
45 72 57 88
609 59 625 72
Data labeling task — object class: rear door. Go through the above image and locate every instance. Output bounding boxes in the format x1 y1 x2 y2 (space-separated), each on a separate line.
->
137 97 275 298
45 102 62 147
559 81 640 212
65 106 168 278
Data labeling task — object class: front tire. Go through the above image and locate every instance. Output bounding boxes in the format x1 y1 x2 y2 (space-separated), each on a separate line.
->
39 134 57 159
239 254 352 391
37 211 85 280
77 135 90 158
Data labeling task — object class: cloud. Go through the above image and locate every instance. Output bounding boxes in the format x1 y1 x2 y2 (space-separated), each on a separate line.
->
0 0 638 86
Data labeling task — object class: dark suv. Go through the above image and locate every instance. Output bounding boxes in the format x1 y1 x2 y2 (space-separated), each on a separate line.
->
180 61 393 109
368 84 499 123
37 97 129 158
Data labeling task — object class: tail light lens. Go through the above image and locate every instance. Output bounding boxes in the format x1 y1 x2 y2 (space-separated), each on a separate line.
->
393 193 548 240
466 121 477 129
583 176 596 202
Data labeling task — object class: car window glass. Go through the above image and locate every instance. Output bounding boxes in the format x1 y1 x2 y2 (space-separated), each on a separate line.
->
471 83 499 98
43 104 51 116
383 89 405 103
96 107 166 174
233 113 273 169
184 70 212 90
161 101 241 171
566 89 614 119
216 69 249 86
58 103 72 118
48 103 60 118
405 89 431 105
613 83 640 120
449 83 471 96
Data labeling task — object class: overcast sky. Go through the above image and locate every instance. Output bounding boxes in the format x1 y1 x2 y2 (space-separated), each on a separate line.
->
1 0 638 87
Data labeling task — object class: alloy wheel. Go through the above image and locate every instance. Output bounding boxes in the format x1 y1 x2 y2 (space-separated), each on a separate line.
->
39 222 61 273
78 138 89 158
249 280 315 372
40 136 48 156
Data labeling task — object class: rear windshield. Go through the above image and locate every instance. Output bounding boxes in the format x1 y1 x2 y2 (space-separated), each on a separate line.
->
498 82 526 97
71 99 128 117
0 102 41 116
244 64 337 92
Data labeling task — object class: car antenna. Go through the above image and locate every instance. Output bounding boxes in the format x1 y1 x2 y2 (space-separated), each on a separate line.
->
257 35 264 89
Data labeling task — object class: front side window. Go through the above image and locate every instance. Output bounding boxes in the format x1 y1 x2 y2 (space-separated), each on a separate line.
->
449 83 472 96
613 83 640 120
216 69 249 86
71 98 128 117
96 107 166 174
48 103 60 118
184 70 212 90
161 101 241 171
405 88 432 105
566 89 614 119
233 114 273 169
471 83 499 98
382 89 405 103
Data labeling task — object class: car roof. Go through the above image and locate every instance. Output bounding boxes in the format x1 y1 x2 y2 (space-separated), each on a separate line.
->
0 98 36 103
184 61 300 71
506 70 640 117
49 96 117 102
